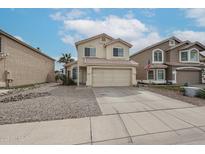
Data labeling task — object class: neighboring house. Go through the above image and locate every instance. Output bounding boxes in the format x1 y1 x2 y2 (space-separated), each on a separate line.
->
130 36 205 85
65 33 138 87
0 29 55 87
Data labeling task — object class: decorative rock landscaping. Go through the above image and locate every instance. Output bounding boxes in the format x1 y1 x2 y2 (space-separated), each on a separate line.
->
0 92 51 103
0 83 102 125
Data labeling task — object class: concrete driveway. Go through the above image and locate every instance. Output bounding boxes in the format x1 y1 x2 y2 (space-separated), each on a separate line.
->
93 87 194 115
1 87 205 144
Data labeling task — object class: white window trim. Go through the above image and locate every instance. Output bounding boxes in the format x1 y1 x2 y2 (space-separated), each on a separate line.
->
179 48 200 63
84 47 96 57
156 69 166 81
152 48 164 64
172 70 177 84
112 47 124 57
176 67 201 71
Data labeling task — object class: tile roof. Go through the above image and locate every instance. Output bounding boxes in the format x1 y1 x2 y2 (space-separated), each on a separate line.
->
84 57 138 66
75 33 114 46
165 41 191 51
130 36 182 57
181 42 205 50
200 51 205 57
165 62 205 67
149 64 168 69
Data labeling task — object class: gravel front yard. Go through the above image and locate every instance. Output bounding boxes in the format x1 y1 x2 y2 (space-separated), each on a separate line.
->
0 83 102 125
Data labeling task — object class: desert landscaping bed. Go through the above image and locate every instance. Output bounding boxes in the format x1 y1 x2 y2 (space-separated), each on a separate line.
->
142 85 205 106
0 83 102 125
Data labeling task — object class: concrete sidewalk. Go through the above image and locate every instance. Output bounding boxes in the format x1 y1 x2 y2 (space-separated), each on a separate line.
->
1 106 205 144
1 88 205 145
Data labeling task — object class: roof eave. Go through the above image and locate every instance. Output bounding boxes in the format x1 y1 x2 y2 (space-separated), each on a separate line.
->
75 33 114 46
130 36 182 58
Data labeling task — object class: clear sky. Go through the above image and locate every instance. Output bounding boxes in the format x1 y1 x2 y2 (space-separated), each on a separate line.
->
0 8 205 70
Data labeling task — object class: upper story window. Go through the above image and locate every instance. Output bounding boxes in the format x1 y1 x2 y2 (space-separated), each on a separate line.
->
84 47 96 57
190 49 198 61
152 49 164 63
181 51 188 61
169 39 175 46
180 48 199 63
113 48 124 57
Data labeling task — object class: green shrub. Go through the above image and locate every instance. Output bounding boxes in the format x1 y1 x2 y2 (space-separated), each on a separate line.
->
55 74 60 82
67 78 76 85
196 89 205 99
183 82 189 87
179 87 185 95
59 74 76 85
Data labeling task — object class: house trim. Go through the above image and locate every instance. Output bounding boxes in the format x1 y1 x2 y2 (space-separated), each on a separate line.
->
176 67 202 71
83 47 97 57
152 48 164 64
146 69 166 84
179 48 200 63
112 47 124 58
130 36 182 58
156 69 166 81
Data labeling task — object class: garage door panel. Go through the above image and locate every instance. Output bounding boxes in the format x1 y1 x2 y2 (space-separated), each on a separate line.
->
92 68 131 87
177 70 201 85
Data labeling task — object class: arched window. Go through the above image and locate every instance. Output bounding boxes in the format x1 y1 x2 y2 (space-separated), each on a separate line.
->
152 49 164 63
190 48 199 62
180 48 199 62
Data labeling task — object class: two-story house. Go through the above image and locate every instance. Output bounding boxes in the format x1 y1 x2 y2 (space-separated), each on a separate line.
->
130 36 205 85
65 33 138 87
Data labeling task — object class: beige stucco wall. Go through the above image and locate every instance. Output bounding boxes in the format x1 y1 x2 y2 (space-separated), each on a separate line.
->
106 42 129 60
0 35 55 87
77 37 130 66
77 37 112 66
75 36 136 87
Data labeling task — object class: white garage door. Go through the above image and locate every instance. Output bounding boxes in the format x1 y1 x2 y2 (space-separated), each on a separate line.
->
92 68 131 87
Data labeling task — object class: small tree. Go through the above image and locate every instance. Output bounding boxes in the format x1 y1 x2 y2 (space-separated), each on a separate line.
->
57 53 76 85
58 53 75 64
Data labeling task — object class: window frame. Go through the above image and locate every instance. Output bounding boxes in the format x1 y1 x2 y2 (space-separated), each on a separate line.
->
179 48 199 63
72 67 77 80
113 47 124 57
84 47 96 57
152 49 164 63
190 49 199 62
147 70 155 80
156 69 165 81
180 50 189 62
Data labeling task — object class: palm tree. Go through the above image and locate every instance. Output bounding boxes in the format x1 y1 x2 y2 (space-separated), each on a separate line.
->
58 53 75 64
